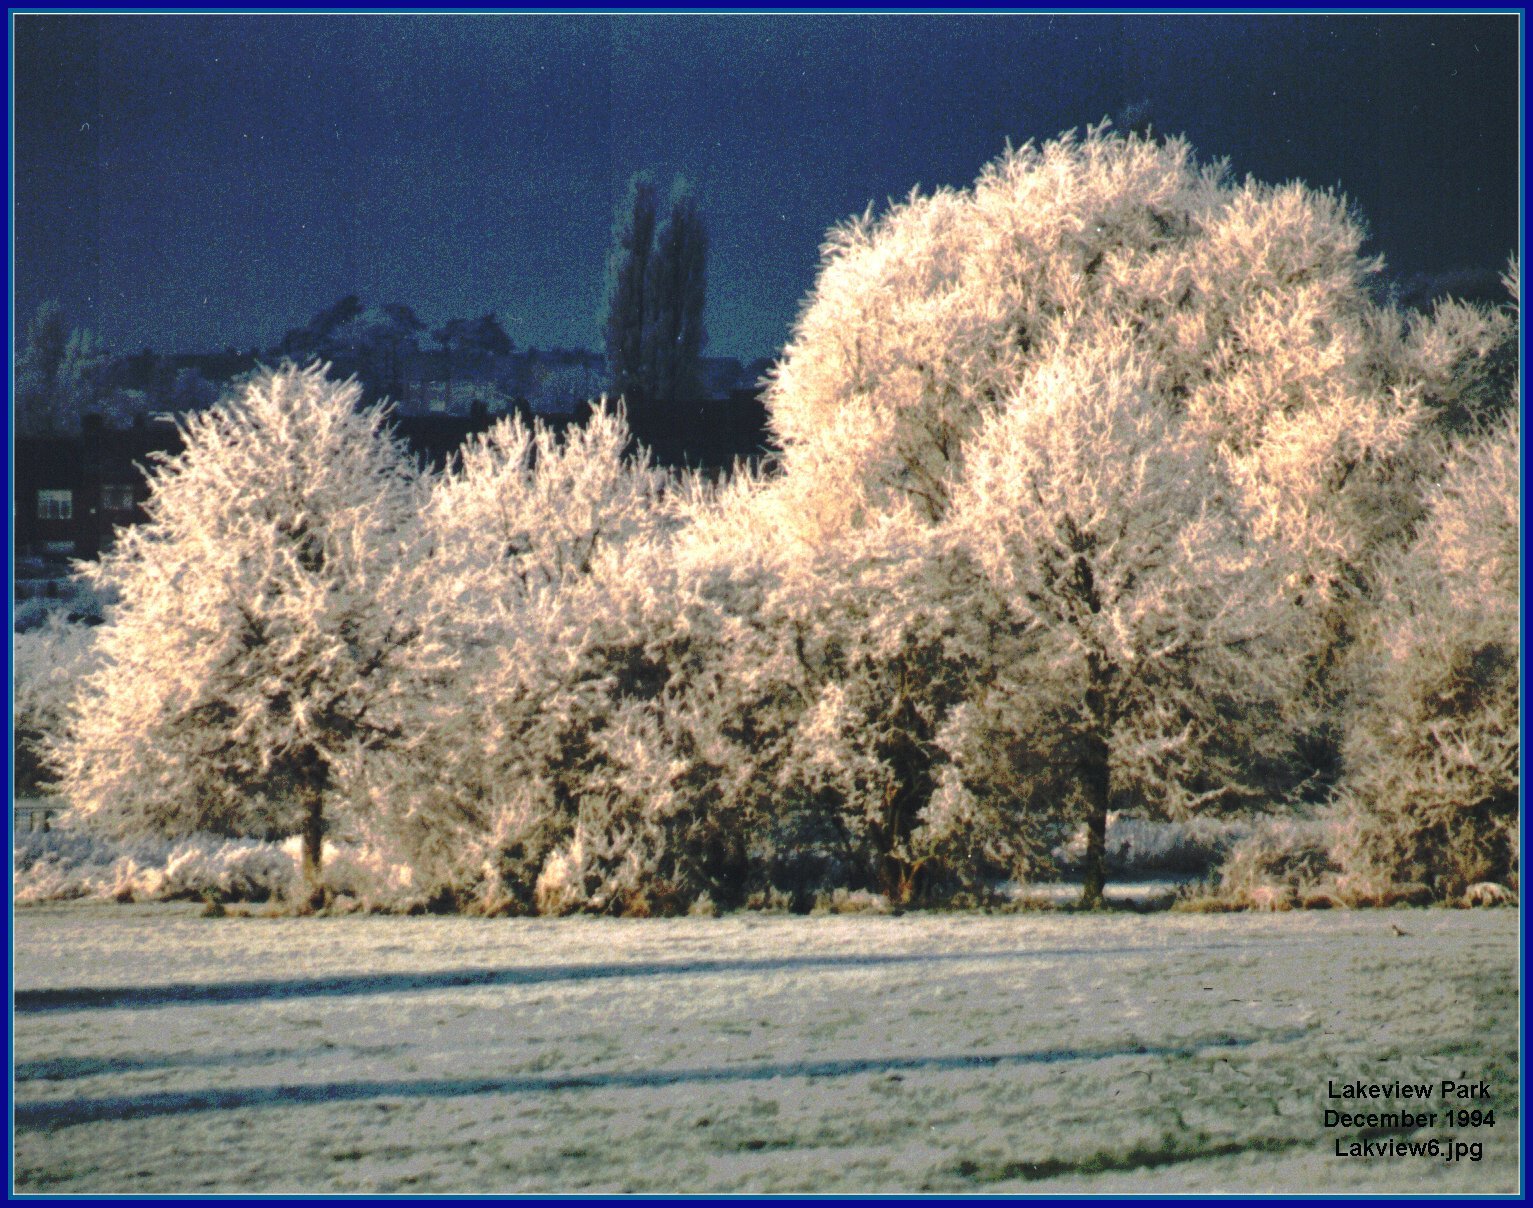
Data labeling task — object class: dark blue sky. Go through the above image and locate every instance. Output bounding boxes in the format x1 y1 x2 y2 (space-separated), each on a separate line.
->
12 13 1521 361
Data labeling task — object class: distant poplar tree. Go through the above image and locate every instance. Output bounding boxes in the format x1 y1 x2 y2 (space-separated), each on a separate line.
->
642 183 709 406
605 174 708 410
605 174 661 405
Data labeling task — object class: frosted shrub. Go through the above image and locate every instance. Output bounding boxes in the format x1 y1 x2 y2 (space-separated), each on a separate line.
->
1053 811 1252 878
290 838 419 910
427 402 667 597
14 827 416 908
377 407 766 914
1391 285 1518 435
1213 815 1350 908
1337 412 1520 898
515 641 757 916
51 363 454 898
13 828 135 902
13 829 295 904
152 840 298 902
766 514 1023 903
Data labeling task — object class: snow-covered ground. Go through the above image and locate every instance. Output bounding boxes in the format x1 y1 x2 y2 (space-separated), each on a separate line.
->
12 905 1519 1194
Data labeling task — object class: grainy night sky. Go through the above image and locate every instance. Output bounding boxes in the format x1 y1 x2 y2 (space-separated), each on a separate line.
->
11 12 1521 362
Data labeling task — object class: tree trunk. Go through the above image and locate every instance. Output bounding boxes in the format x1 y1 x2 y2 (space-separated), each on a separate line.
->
1079 730 1112 910
294 752 330 909
882 852 914 907
301 794 323 891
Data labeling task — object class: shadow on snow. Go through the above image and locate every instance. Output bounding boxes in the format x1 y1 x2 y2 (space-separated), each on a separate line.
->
14 1042 408 1084
14 1031 1307 1130
14 939 1308 1015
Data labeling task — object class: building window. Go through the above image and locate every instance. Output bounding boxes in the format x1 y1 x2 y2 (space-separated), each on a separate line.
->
101 483 136 512
37 489 73 521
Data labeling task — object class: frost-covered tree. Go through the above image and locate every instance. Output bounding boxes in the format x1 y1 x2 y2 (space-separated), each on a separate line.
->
755 124 1506 859
53 364 449 900
12 615 100 795
515 547 760 917
372 404 684 908
382 406 828 915
951 338 1300 905
761 124 1432 593
1329 260 1519 898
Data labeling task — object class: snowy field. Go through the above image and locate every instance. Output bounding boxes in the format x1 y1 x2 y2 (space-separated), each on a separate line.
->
13 904 1519 1194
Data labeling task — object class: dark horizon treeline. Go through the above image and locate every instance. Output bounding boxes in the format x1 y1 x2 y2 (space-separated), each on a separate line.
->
16 296 775 425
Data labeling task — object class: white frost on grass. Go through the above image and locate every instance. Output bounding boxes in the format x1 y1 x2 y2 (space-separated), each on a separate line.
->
12 907 1519 1194
13 827 413 907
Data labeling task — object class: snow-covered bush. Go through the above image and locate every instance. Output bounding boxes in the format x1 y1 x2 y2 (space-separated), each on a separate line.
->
1211 814 1350 909
1336 411 1520 899
763 515 1026 903
366 405 767 914
428 402 668 596
13 827 416 908
13 828 295 905
51 363 454 898
1390 279 1518 435
509 555 760 916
